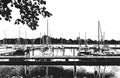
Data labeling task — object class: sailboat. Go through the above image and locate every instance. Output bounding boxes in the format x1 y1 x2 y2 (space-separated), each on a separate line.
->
0 30 7 49
77 32 93 56
0 30 16 56
93 20 119 56
0 30 9 54
11 26 28 56
92 20 105 55
41 19 53 56
13 26 23 50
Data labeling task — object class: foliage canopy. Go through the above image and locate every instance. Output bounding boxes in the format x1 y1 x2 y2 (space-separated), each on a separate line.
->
0 0 52 30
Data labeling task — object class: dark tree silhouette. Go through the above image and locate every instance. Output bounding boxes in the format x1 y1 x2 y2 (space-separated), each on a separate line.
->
0 0 52 30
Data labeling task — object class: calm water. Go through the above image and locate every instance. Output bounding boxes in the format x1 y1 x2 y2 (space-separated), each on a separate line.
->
0 44 120 78
28 44 120 78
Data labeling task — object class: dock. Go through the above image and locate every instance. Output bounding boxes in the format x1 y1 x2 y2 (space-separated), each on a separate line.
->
0 56 120 65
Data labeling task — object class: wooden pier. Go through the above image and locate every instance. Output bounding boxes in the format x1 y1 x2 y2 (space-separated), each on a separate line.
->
0 56 120 65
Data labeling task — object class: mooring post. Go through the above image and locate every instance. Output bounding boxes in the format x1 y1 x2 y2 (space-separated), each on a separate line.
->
73 64 77 78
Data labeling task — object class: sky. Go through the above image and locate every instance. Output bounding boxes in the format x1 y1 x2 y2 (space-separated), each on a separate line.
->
0 0 120 40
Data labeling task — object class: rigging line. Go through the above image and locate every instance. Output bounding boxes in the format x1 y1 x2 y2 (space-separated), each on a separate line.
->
102 32 105 46
99 21 103 45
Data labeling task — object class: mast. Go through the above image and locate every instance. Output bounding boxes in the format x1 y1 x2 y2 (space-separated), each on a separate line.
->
78 32 81 52
3 30 6 46
85 32 87 47
46 19 49 78
49 32 51 47
46 19 49 47
78 32 81 45
24 28 28 48
98 20 100 50
61 34 63 47
98 21 102 78
40 33 41 47
18 25 21 46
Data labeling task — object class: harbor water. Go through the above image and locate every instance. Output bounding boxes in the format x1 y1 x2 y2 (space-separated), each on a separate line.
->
0 44 120 78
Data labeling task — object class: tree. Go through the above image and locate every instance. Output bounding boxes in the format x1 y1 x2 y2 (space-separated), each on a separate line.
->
0 0 52 30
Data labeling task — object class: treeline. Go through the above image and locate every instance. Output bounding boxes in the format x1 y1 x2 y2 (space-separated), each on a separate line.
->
1 35 120 44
